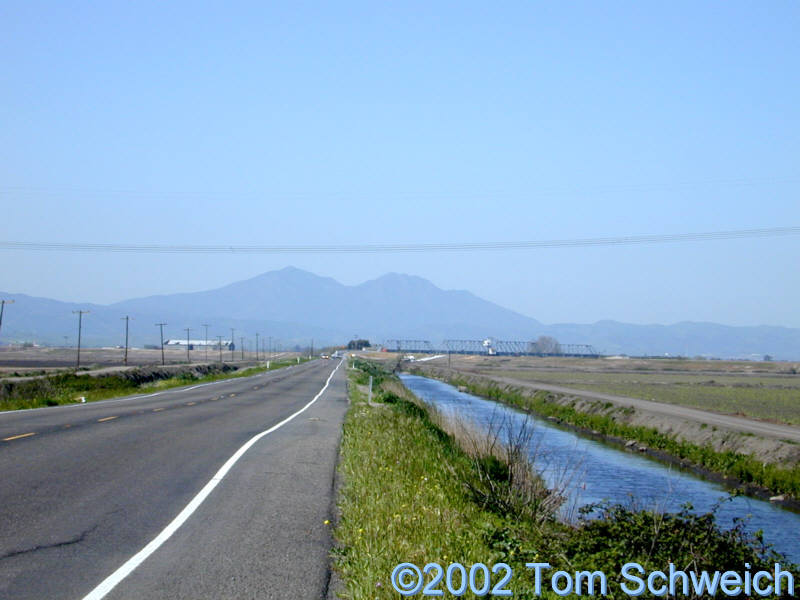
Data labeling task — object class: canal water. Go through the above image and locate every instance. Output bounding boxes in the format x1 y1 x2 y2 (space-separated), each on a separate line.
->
399 373 800 564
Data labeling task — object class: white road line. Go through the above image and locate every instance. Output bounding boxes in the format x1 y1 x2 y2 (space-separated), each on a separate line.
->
81 359 343 600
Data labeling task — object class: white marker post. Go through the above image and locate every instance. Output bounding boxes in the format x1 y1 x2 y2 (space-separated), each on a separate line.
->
368 375 373 403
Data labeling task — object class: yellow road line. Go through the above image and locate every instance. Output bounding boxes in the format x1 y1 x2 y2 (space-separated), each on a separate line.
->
152 408 165 412
186 402 196 406
3 432 36 442
97 416 118 422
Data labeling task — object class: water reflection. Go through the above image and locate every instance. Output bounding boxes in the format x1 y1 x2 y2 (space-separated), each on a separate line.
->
400 374 800 563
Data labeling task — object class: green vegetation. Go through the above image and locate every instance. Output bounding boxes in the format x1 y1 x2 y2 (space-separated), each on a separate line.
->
0 358 308 411
333 362 790 600
351 357 390 386
441 374 800 498
480 369 800 425
347 339 371 350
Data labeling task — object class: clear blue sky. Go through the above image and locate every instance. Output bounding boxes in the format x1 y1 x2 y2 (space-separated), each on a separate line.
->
2 1 798 327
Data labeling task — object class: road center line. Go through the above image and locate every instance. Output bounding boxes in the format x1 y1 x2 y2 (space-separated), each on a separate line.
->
2 431 36 442
97 416 118 422
81 359 342 600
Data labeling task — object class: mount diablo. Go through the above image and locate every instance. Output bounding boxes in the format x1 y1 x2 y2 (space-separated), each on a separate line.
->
2 267 798 359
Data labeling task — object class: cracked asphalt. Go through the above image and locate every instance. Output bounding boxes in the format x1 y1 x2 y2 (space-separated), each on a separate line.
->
0 359 347 599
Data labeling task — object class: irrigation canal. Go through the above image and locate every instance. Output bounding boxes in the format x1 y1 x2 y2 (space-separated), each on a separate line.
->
399 374 800 564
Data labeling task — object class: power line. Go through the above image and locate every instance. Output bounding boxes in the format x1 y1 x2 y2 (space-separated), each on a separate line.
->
185 328 192 364
0 299 14 342
1 175 796 201
202 323 210 362
73 310 90 368
155 323 167 366
0 226 798 255
121 316 131 366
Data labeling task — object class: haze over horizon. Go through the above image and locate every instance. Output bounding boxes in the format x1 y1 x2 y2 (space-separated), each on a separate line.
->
2 265 796 330
5 265 800 359
2 2 798 328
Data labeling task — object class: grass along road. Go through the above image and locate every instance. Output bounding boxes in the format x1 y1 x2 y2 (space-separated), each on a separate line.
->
0 357 310 412
331 361 792 600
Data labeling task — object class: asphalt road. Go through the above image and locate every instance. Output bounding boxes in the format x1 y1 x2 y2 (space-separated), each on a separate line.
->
0 358 348 599
451 368 800 443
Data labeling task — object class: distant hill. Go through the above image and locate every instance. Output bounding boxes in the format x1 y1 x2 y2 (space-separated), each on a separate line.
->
1 267 798 359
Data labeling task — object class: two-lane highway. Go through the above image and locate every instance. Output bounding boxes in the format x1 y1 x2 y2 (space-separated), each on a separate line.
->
0 359 348 599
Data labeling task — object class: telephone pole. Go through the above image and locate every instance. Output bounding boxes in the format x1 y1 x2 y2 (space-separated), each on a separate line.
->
121 316 131 366
216 335 223 363
268 336 272 360
240 336 244 360
73 310 90 368
230 328 235 361
185 328 192 363
0 299 14 343
202 323 210 362
310 339 314 359
255 333 259 361
156 323 167 365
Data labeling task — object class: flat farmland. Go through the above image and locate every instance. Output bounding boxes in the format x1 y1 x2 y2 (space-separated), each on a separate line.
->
442 355 800 426
0 346 293 376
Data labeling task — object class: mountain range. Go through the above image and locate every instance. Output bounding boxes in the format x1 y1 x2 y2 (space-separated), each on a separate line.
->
2 267 798 359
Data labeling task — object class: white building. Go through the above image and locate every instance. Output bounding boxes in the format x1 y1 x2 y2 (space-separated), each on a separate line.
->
164 339 233 350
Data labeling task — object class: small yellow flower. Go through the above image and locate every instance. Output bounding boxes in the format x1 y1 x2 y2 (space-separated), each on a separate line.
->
323 519 330 525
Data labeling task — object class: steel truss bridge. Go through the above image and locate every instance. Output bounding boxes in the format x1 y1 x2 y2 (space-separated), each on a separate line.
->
385 339 600 357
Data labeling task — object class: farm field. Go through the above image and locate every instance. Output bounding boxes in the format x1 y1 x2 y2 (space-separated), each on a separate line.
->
0 346 293 376
443 355 800 426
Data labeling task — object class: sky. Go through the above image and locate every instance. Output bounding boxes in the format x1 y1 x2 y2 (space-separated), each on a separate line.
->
1 1 798 327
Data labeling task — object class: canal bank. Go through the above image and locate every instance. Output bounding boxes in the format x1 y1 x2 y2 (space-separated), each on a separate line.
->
400 373 800 564
407 364 800 506
332 361 797 600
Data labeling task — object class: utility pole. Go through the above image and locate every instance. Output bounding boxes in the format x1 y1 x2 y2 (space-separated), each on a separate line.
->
255 333 259 361
202 323 210 362
268 336 272 360
156 323 167 365
185 328 192 364
310 339 314 359
216 335 223 363
73 310 90 368
240 336 244 360
121 315 131 366
0 299 14 343
230 328 235 361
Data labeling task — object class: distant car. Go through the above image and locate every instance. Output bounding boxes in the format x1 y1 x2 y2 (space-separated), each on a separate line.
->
320 354 330 359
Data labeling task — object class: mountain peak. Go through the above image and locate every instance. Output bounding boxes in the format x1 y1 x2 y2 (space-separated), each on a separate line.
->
361 272 441 290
